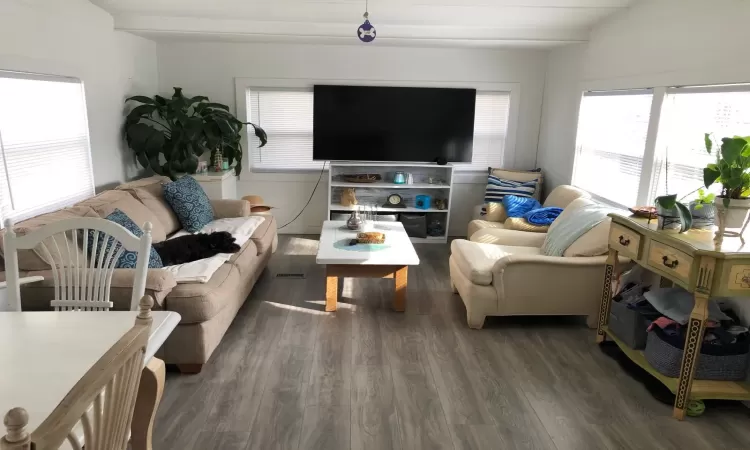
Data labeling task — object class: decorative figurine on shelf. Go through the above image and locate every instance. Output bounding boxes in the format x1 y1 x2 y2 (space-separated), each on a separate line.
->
214 152 223 172
341 188 358 206
434 198 447 210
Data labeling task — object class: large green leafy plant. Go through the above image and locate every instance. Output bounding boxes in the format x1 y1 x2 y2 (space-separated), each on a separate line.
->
703 134 750 206
124 87 267 179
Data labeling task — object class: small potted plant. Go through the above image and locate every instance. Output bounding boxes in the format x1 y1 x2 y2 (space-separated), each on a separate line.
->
654 194 692 232
703 134 750 228
689 188 716 230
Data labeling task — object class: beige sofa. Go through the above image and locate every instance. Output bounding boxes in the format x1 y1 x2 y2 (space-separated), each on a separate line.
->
451 196 629 329
468 184 590 239
0 176 277 373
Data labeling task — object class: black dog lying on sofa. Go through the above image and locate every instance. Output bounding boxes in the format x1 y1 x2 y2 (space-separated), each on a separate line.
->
153 231 241 266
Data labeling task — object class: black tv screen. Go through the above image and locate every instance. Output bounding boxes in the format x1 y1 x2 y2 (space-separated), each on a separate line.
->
313 85 476 162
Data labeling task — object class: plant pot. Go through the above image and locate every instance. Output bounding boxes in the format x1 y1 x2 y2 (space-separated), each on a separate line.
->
689 201 716 230
714 198 750 229
656 205 682 232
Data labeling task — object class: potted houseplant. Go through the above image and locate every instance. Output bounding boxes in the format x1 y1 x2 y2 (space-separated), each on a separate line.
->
654 194 692 232
689 188 716 230
703 134 750 228
124 87 267 180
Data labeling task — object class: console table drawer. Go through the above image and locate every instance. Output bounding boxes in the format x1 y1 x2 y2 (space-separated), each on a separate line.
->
609 223 642 259
647 241 693 284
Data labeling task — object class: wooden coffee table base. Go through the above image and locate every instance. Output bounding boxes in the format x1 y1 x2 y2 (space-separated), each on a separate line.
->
325 265 408 312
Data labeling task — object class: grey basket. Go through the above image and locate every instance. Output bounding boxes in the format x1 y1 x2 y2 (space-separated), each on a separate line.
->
608 301 650 349
644 331 749 381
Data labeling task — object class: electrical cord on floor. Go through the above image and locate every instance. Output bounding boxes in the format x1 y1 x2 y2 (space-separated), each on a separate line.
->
277 161 327 230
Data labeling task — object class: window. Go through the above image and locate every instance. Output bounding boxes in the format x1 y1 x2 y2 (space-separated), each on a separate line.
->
246 88 510 171
571 90 654 207
0 72 94 225
651 86 750 200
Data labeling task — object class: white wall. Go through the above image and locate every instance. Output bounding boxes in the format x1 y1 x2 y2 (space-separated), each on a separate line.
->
537 0 750 190
157 42 548 234
0 0 158 190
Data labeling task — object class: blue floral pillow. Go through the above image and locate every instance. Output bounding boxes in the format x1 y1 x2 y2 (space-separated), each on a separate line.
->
162 176 214 233
86 209 163 269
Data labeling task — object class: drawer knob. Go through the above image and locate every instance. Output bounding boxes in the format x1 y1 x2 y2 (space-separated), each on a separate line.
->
662 255 679 269
618 235 630 246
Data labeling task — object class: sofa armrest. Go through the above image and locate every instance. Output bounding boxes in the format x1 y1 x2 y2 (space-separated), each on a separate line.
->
470 228 547 247
110 268 177 295
211 199 250 219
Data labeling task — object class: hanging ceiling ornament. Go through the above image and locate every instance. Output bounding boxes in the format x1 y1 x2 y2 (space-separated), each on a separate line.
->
357 0 376 43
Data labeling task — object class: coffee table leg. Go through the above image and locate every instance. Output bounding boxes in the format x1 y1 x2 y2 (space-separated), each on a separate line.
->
394 266 407 312
326 268 338 312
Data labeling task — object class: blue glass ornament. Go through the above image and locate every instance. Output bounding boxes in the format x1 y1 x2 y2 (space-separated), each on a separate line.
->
358 12 376 43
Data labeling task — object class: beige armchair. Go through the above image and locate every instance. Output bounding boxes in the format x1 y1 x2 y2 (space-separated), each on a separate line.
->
468 184 590 239
451 197 629 329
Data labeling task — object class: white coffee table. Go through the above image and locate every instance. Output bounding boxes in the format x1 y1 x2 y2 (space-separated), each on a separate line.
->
316 220 420 312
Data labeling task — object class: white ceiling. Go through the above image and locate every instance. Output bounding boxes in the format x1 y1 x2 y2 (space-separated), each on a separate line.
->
92 0 635 48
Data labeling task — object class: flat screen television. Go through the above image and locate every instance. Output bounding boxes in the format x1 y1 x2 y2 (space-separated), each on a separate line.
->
313 85 476 163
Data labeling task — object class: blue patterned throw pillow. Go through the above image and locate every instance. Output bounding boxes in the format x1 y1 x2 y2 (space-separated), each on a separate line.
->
484 175 537 204
162 176 214 233
86 209 163 269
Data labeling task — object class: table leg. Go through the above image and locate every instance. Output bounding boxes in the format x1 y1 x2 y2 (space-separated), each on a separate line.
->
596 249 619 343
326 270 338 312
132 357 165 450
394 266 407 312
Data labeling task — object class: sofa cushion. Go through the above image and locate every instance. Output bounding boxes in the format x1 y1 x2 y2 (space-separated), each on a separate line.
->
249 215 277 255
0 206 99 271
162 176 214 233
166 262 246 324
543 185 591 209
563 217 612 257
76 190 167 243
467 220 505 240
116 176 182 235
484 202 507 223
450 239 540 286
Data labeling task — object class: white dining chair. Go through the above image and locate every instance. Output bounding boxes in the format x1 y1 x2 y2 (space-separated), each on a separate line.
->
2 217 152 312
1 296 155 450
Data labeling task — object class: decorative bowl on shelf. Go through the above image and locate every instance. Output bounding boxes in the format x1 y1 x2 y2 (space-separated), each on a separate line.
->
343 174 382 183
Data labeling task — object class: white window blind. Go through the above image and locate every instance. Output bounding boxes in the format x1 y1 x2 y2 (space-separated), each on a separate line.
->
0 72 95 225
572 90 654 207
249 89 319 171
247 88 510 171
651 87 750 200
459 91 510 171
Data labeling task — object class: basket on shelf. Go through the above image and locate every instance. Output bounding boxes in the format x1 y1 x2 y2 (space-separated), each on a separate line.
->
644 328 749 381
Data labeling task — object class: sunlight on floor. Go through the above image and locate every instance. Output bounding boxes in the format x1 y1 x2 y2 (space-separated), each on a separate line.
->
264 301 330 315
282 237 320 256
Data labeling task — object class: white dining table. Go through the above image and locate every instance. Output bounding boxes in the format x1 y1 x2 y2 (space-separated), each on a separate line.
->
0 310 180 449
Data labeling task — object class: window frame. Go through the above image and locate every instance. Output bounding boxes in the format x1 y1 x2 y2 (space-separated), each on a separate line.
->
234 77 521 180
572 84 750 208
0 70 95 225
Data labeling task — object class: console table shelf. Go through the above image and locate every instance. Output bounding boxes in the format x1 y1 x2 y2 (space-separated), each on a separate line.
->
327 162 454 244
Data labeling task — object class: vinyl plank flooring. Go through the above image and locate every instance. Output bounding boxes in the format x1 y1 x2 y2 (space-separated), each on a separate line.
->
351 365 401 450
298 405 351 450
448 425 502 450
149 235 750 450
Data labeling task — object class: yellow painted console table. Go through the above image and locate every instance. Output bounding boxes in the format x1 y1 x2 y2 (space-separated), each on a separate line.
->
596 213 750 420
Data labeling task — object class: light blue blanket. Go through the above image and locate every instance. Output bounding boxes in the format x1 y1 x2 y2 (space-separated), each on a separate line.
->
541 205 610 256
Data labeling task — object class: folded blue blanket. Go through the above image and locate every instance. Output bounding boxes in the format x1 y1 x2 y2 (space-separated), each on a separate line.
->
523 207 563 226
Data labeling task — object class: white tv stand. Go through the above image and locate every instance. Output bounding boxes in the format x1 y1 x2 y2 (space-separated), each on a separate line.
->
327 162 454 244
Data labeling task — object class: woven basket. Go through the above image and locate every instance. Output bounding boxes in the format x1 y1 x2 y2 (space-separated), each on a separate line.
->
644 330 749 381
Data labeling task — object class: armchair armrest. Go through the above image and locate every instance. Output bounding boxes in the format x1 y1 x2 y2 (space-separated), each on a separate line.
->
211 199 250 219
471 228 547 247
493 253 630 272
472 204 486 221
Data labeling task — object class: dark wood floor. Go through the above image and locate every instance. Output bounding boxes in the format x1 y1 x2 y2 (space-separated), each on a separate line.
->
153 236 750 450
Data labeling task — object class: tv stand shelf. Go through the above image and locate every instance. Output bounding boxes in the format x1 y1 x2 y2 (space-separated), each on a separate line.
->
327 162 454 244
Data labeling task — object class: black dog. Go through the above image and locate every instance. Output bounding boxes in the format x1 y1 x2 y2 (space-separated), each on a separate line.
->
153 231 241 266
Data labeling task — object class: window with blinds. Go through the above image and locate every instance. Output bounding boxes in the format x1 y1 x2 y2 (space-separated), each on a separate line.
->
0 73 95 225
246 89 510 171
572 90 654 207
651 86 750 200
